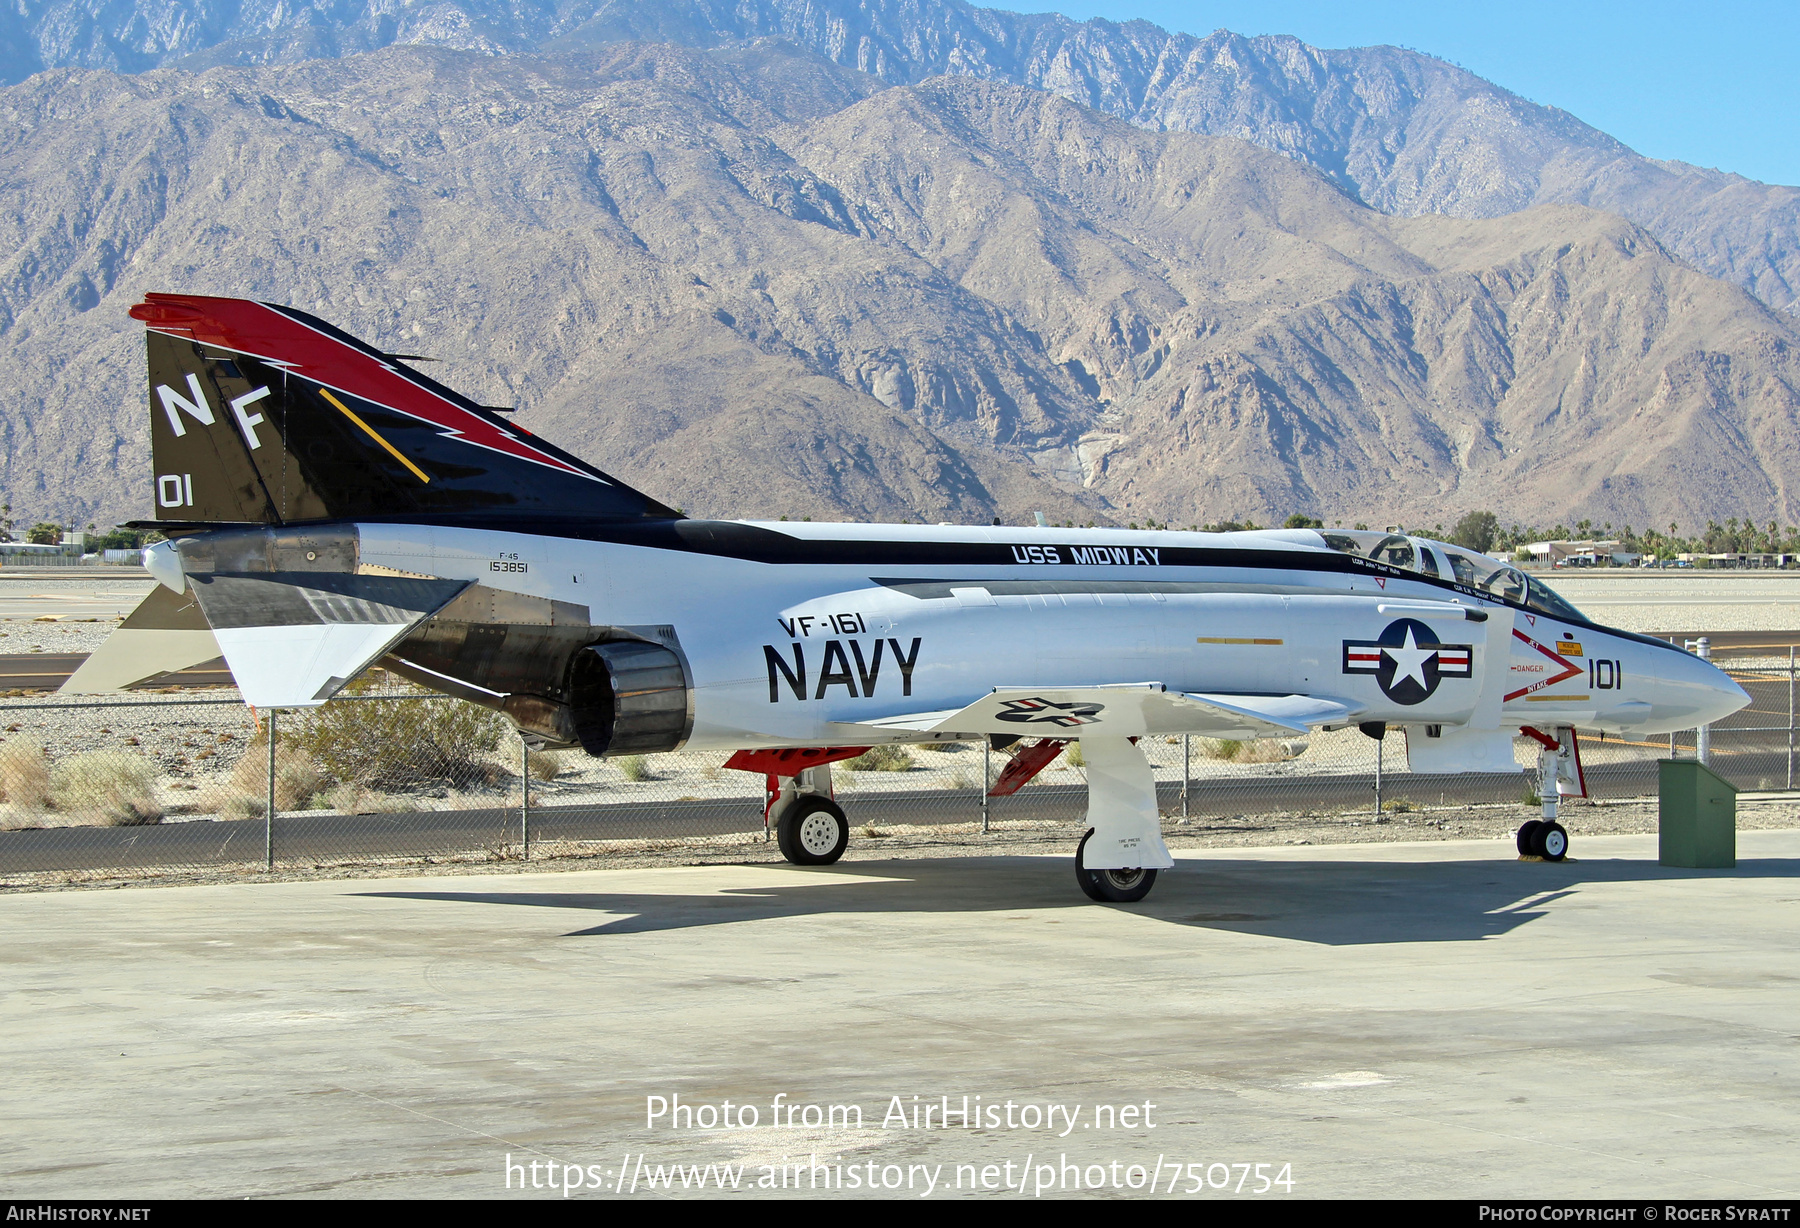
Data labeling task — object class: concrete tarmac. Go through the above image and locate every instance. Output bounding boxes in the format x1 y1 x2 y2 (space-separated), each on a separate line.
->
2 832 1797 1199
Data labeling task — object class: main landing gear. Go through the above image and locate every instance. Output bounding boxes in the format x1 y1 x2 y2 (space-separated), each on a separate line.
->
727 737 1175 902
777 795 850 865
722 748 863 868
1069 735 1173 903
1075 829 1157 902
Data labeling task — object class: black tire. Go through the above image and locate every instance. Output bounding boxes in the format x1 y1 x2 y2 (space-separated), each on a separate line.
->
1516 819 1544 857
1074 828 1158 903
1075 831 1108 902
1538 821 1568 862
776 796 849 866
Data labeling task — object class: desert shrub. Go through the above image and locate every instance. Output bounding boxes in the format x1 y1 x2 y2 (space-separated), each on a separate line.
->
287 693 507 790
1382 798 1419 813
0 741 52 809
317 782 365 813
848 744 914 772
1063 743 1086 768
352 791 416 814
528 749 566 781
921 742 965 753
229 742 330 811
222 794 263 820
1199 738 1297 764
49 752 161 825
615 754 652 781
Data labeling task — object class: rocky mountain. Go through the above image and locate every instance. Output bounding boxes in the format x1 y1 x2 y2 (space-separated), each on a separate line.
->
3 44 1798 533
5 0 1798 317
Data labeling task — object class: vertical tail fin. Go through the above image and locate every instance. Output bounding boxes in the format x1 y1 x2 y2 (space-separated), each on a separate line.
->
132 293 676 526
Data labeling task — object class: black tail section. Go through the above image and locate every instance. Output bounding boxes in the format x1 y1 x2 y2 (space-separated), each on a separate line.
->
134 293 678 527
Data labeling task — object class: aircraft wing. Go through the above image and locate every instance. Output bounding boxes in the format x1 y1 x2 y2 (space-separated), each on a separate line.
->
850 684 1361 740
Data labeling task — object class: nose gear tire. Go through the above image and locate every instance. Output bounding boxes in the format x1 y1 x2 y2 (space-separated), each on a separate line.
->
1516 820 1544 857
777 796 849 865
1538 820 1568 861
1074 828 1158 903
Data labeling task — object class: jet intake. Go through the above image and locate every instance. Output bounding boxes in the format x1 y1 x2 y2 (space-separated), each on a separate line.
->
568 640 691 756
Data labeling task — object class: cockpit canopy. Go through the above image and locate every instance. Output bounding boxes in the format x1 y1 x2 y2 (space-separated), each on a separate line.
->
1318 530 1586 622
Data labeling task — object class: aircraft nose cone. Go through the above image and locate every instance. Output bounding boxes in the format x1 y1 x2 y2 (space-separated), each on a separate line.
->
1700 665 1752 728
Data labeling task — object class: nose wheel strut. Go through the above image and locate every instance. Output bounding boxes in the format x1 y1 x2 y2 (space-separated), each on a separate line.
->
1517 729 1574 861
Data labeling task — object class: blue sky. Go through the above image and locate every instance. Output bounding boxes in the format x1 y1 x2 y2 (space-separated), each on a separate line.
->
1033 1 1799 186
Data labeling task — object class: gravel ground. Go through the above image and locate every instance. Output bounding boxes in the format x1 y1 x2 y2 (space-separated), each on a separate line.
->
0 618 121 655
0 695 258 806
0 574 144 659
0 715 1670 830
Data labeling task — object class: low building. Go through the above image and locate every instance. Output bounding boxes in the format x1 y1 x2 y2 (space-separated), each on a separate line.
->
1674 552 1795 569
1521 540 1635 567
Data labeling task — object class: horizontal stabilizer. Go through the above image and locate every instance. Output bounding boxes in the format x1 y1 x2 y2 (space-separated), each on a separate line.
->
59 584 222 693
189 572 470 707
854 684 1359 740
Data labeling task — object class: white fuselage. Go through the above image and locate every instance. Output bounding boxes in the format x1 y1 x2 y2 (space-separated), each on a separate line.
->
352 521 1746 752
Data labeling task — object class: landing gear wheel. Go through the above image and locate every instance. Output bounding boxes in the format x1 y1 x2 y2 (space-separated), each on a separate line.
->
1538 821 1568 862
1074 829 1158 903
776 796 849 866
1516 819 1544 857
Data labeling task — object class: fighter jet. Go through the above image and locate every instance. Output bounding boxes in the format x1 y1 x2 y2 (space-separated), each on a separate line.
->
74 293 1749 901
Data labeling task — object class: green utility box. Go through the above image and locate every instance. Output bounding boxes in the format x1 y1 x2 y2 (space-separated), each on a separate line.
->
1658 759 1737 868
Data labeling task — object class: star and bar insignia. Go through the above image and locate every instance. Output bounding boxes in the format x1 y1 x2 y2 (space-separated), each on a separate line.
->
1343 617 1473 706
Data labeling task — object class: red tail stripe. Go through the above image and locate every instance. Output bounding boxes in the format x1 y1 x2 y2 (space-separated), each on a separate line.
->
132 293 596 479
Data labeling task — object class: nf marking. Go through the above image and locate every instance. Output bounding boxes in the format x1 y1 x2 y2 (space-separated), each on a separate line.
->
229 387 271 450
156 373 215 435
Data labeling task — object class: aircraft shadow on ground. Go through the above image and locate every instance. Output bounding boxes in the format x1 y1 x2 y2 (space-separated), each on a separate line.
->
358 854 1800 946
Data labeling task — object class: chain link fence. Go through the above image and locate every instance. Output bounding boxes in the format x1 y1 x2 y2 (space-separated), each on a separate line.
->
0 662 1792 885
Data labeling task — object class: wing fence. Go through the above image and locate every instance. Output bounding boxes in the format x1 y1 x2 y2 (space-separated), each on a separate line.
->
0 659 1792 884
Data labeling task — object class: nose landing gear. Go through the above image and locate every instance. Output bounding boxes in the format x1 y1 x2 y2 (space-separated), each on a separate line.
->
1515 817 1568 861
1517 727 1577 862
